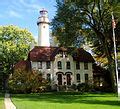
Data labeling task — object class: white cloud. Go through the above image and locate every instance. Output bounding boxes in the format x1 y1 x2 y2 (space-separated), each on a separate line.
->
19 0 42 11
9 10 23 19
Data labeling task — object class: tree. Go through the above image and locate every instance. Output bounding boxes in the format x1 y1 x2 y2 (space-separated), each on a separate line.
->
8 60 51 93
52 0 120 91
8 68 47 93
0 25 35 90
51 1 85 47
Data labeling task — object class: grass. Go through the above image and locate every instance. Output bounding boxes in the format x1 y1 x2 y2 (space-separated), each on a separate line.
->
0 93 4 109
12 92 120 109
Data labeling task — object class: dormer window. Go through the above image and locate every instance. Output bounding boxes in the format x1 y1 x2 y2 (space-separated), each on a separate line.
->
58 61 62 69
64 52 67 57
59 51 63 57
66 61 70 69
46 61 51 69
58 51 67 58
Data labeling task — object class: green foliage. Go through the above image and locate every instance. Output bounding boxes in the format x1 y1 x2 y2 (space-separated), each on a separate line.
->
8 69 48 93
0 25 35 74
77 83 93 92
52 0 120 55
52 0 120 58
52 1 85 47
52 0 120 91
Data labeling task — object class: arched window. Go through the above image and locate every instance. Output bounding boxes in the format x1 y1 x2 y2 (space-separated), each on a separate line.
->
66 61 70 69
57 61 62 69
57 74 62 85
76 74 80 82
66 73 71 85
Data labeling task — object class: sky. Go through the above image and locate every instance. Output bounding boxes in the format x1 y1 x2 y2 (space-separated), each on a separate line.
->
0 0 57 41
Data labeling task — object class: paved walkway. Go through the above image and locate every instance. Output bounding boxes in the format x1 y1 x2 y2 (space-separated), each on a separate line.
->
4 93 16 109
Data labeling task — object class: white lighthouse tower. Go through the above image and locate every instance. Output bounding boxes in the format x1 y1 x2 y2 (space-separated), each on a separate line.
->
37 9 50 46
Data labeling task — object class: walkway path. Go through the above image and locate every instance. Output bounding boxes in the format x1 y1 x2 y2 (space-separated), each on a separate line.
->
4 93 16 109
118 81 120 96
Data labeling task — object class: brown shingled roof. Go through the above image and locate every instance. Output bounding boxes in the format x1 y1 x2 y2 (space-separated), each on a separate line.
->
29 46 59 61
72 48 95 62
29 46 95 62
14 60 31 70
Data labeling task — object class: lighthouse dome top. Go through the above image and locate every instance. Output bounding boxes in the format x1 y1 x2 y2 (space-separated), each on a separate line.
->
39 9 48 17
40 9 48 13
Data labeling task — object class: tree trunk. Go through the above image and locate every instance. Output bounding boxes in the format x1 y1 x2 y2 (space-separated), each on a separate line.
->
104 36 116 92
95 31 116 92
107 58 116 92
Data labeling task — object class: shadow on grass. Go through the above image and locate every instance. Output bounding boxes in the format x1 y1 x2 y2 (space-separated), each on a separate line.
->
12 92 120 106
0 93 4 99
0 93 4 109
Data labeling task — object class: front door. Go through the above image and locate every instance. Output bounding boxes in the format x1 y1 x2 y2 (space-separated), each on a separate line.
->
66 74 71 85
58 74 62 85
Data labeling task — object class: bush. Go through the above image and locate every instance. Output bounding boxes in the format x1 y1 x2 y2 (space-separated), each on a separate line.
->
8 69 48 93
71 84 77 90
57 85 66 91
77 83 93 92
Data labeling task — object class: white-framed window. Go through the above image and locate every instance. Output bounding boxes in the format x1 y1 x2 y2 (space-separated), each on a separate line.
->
76 74 80 82
38 61 42 69
47 74 51 82
76 61 80 69
84 62 88 70
46 61 51 69
85 74 88 83
58 61 62 69
66 61 70 69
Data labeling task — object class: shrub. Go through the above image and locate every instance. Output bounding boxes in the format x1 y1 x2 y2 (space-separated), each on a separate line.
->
57 85 66 91
71 84 77 90
8 69 48 93
77 83 93 92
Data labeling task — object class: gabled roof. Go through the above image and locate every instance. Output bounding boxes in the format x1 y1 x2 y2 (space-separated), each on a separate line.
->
28 46 59 61
72 48 95 62
28 46 95 62
14 60 31 70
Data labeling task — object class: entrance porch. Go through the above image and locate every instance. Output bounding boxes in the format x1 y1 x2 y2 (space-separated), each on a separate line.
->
56 72 73 86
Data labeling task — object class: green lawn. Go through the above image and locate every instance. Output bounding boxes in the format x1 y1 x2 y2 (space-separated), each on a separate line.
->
0 93 4 109
12 92 120 109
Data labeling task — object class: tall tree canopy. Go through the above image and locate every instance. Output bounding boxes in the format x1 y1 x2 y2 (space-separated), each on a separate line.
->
52 0 120 91
0 25 35 74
